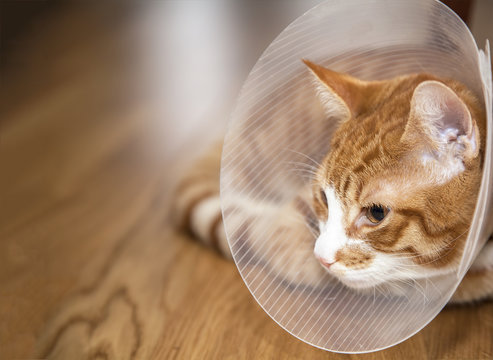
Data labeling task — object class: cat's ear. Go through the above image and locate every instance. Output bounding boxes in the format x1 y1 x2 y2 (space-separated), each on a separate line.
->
402 80 479 162
303 59 367 120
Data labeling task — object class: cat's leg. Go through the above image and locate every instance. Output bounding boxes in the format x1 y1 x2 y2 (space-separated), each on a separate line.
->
230 190 329 288
450 239 493 303
173 142 328 288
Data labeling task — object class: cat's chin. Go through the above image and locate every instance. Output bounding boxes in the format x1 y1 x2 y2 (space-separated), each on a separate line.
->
336 277 406 298
338 276 384 290
319 267 385 290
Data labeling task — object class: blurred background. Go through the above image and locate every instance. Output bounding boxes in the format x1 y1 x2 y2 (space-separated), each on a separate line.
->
1 1 492 359
2 0 491 157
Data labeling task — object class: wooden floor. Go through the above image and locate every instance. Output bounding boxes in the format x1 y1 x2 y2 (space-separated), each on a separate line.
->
1 3 492 360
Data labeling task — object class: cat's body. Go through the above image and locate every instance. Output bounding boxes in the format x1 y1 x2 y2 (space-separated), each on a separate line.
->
173 62 493 304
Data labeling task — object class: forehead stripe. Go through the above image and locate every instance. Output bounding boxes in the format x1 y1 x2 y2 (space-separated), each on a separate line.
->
341 174 352 198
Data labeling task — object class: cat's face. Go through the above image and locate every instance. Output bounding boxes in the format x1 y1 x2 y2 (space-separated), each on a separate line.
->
304 60 484 290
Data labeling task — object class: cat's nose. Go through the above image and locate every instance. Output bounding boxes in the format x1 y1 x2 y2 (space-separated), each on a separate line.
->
316 255 337 269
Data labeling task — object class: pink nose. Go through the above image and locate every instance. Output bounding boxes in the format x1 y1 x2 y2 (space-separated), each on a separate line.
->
316 256 337 269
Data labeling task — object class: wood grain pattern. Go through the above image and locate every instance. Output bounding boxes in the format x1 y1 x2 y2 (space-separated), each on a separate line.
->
0 3 492 360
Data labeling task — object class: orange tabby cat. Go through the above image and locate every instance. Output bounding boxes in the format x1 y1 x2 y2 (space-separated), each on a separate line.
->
173 60 493 303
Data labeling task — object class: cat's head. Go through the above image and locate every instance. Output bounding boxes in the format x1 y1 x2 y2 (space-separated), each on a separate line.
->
304 60 485 290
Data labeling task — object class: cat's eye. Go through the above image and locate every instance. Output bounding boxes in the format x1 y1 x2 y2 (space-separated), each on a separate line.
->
366 204 389 224
320 189 328 207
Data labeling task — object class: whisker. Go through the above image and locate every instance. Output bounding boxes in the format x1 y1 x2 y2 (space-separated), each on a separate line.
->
284 148 323 169
284 160 320 171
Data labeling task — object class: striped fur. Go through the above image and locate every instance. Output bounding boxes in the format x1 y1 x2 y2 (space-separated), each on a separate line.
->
172 141 232 259
172 63 493 303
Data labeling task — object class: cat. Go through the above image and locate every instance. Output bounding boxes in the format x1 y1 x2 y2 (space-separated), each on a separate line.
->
172 60 493 304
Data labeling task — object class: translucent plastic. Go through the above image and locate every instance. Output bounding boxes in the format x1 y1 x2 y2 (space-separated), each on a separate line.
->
221 0 492 353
